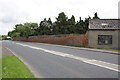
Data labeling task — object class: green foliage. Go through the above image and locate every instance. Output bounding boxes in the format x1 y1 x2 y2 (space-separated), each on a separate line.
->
68 15 75 25
0 58 1 79
2 56 35 78
2 36 7 40
56 12 68 25
8 12 100 38
37 18 53 35
8 23 38 38
93 12 100 19
2 35 11 40
53 12 68 34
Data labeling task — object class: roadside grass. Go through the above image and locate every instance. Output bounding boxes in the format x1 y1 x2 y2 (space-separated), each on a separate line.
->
2 56 35 78
0 58 2 79
96 48 120 52
66 44 84 48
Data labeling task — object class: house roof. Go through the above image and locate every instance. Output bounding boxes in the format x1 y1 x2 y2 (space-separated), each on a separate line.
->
89 19 120 30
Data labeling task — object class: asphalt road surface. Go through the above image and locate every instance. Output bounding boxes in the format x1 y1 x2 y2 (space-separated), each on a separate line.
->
2 40 120 78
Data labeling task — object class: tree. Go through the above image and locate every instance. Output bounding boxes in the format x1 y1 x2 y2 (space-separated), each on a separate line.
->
8 31 20 38
37 18 53 35
29 23 39 36
9 23 38 38
68 15 75 25
47 18 52 25
83 17 90 33
11 32 21 38
54 12 68 34
21 23 37 37
74 16 91 34
47 18 53 34
56 12 68 25
93 12 100 19
8 12 101 38
67 15 76 33
8 31 13 37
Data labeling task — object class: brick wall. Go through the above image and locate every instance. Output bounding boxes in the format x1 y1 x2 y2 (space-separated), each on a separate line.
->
13 33 88 47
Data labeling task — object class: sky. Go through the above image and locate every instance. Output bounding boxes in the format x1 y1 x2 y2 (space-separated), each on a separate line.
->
0 0 119 35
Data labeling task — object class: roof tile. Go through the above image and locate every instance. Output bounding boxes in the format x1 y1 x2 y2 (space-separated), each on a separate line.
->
89 19 120 29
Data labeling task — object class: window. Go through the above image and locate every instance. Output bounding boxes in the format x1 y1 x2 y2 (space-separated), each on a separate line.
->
98 35 112 45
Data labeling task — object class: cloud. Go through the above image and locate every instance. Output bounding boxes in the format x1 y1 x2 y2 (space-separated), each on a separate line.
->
118 1 120 19
0 0 32 35
0 0 119 35
0 16 17 24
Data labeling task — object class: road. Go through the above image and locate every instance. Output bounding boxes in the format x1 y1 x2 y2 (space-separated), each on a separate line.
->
2 40 119 78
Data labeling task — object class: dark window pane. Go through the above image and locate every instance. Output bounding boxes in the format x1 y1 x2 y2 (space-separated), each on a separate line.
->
98 35 112 45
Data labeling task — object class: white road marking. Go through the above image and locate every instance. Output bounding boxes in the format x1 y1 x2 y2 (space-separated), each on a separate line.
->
83 60 119 72
16 43 120 72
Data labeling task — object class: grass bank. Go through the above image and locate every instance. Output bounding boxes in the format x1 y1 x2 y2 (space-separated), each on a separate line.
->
2 56 35 78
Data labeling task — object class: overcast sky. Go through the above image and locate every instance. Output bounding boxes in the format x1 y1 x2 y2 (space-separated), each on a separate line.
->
0 0 119 35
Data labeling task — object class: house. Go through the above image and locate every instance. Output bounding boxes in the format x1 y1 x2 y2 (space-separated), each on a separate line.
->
88 19 120 50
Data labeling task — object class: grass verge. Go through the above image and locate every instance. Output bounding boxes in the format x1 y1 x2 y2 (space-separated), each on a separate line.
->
2 56 35 78
0 58 2 79
96 48 120 52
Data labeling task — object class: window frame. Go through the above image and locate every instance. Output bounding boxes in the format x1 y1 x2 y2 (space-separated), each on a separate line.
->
98 35 112 45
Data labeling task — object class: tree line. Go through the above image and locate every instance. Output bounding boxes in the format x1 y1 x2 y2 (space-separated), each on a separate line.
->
8 12 100 38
